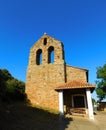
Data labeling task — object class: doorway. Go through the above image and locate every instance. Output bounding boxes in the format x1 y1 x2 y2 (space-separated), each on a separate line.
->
73 95 85 108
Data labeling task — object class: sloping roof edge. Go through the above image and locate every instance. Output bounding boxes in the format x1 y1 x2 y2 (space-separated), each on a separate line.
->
66 64 88 71
55 80 95 91
30 33 63 49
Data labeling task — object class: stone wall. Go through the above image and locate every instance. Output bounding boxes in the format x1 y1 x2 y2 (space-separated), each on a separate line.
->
66 65 88 82
26 34 66 110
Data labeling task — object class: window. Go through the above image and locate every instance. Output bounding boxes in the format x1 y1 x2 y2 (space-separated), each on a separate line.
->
44 38 47 45
36 49 42 65
48 46 54 63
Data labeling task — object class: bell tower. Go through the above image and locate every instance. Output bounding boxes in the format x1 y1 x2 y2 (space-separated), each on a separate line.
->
26 34 66 110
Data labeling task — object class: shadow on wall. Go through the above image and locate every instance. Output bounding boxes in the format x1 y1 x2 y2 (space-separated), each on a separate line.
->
0 101 72 130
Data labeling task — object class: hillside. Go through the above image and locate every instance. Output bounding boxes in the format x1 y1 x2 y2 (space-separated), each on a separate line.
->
0 102 70 130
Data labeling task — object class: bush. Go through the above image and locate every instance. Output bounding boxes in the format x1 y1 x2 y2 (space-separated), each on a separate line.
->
0 69 26 102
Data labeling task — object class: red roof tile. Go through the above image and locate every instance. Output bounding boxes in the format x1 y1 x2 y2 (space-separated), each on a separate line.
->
55 80 95 90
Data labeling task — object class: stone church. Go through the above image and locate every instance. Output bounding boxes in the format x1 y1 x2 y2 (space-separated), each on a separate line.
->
26 34 95 119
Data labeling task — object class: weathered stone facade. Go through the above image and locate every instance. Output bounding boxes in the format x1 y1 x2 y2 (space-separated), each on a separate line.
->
66 65 88 82
26 34 89 111
26 34 66 110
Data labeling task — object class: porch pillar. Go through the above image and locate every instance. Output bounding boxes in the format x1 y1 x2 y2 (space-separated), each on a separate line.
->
59 90 64 116
86 89 94 120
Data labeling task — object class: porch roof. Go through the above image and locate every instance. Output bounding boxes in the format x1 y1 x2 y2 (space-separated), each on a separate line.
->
55 80 95 91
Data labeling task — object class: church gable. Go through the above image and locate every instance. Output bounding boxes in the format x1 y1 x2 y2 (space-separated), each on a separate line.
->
26 34 66 109
28 34 65 66
31 34 62 49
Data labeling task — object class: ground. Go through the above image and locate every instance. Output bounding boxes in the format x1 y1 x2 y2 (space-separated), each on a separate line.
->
64 112 106 130
0 102 106 130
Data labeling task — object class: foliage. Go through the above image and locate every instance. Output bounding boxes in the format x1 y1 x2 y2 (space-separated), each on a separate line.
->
0 69 12 97
0 69 26 102
96 64 106 101
92 98 96 105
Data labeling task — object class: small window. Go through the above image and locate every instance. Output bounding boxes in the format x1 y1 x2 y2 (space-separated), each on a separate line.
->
44 38 47 45
36 49 42 65
48 46 54 63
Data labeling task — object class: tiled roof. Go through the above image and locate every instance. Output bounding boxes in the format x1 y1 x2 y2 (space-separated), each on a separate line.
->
55 80 95 90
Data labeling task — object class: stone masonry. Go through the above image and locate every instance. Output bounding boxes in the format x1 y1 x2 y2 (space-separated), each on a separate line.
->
26 34 88 111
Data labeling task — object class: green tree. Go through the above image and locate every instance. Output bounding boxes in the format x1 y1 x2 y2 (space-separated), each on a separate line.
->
6 79 25 100
92 98 96 105
0 69 25 101
0 69 12 98
96 64 106 101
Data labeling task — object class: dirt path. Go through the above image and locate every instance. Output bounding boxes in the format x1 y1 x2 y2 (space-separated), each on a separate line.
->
63 112 106 130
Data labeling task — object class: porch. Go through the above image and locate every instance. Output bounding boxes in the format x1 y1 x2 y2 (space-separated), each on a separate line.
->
55 80 95 119
63 89 88 116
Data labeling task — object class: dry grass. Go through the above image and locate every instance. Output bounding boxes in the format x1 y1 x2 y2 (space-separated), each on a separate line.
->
0 101 71 130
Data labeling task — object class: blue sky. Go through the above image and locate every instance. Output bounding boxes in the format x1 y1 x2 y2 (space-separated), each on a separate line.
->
0 0 106 100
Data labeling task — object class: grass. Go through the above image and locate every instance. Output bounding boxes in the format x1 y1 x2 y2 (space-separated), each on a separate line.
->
0 101 71 130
